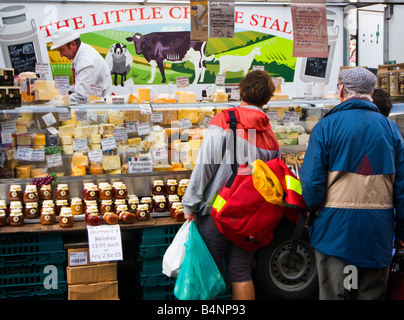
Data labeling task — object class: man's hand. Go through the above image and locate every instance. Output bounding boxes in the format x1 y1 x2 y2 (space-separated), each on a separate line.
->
184 213 196 222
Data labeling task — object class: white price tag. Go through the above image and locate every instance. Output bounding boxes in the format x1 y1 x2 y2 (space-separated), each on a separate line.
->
31 148 45 162
113 127 128 141
101 137 117 151
215 74 226 86
87 225 123 262
59 110 71 121
230 88 240 101
75 110 87 121
55 76 70 95
42 113 57 127
126 121 138 133
176 76 190 88
88 149 103 163
139 104 152 114
1 121 16 134
1 132 12 145
88 111 98 123
137 122 151 136
128 157 153 173
46 153 63 168
152 147 168 161
179 118 193 131
150 112 163 123
73 139 88 152
16 147 33 161
90 85 103 97
202 115 212 127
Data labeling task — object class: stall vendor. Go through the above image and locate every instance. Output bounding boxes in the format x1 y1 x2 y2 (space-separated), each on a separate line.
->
51 27 112 103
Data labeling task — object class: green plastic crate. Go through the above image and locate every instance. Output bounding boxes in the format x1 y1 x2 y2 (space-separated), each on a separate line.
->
0 233 64 256
0 282 67 299
141 225 181 246
0 251 66 267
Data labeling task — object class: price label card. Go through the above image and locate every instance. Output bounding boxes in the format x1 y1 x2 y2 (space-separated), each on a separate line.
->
152 147 168 161
35 63 50 79
5 111 21 120
46 153 63 168
55 76 70 95
42 113 57 127
101 137 117 151
16 147 33 161
283 111 300 124
31 148 45 162
87 224 123 262
137 122 151 136
126 121 138 133
1 121 16 134
59 110 71 121
73 139 88 152
113 127 128 141
230 88 240 101
202 115 212 127
90 85 103 97
88 149 103 163
139 104 152 114
1 132 12 145
88 111 98 124
266 110 278 121
128 157 153 173
176 76 190 88
75 110 87 121
179 118 193 131
215 74 226 86
150 112 163 123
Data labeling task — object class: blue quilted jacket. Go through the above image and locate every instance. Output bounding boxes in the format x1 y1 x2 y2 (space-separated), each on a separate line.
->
300 98 404 268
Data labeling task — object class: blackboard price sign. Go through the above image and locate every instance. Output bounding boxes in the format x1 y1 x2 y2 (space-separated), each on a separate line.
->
8 42 37 74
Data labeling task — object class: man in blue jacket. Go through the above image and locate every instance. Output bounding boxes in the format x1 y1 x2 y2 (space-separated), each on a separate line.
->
300 67 404 300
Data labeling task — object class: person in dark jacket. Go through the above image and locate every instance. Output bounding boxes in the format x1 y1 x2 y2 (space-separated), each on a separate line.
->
372 88 392 117
299 67 404 300
183 70 279 300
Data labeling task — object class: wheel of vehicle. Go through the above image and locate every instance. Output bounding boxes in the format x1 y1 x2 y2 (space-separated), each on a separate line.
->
253 226 318 300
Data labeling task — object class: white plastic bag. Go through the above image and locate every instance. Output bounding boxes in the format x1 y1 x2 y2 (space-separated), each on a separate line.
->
162 220 190 277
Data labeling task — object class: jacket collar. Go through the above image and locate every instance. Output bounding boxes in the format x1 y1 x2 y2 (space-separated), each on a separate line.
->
324 98 380 118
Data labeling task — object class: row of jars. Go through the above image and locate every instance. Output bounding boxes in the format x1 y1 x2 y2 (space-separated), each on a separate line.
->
152 179 189 197
8 184 58 203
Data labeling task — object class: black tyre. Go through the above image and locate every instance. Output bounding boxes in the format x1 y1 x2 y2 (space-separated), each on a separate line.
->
253 225 318 300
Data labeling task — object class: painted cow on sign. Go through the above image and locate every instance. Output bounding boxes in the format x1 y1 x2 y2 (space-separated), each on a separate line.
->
126 31 213 84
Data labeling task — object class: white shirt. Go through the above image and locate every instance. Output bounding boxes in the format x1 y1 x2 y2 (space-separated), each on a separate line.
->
71 43 112 103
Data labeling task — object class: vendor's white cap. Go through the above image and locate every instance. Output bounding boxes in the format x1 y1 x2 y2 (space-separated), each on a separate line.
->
50 27 80 50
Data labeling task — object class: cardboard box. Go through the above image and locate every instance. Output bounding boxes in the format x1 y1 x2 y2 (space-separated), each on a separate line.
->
67 262 117 285
68 281 118 300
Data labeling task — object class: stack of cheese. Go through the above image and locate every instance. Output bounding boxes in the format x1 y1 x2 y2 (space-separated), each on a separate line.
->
171 138 202 170
34 80 60 101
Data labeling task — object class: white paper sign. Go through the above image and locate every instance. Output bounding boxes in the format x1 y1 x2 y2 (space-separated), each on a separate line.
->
73 138 88 151
42 113 57 127
88 149 103 163
128 157 153 173
179 118 193 130
87 225 123 262
139 104 152 114
176 76 190 88
150 112 163 123
46 153 63 168
113 127 128 141
101 137 117 151
137 122 151 136
16 147 33 161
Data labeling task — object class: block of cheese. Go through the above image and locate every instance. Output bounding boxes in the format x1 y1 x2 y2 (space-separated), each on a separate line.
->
89 125 99 136
16 134 32 146
138 88 151 101
60 135 73 145
178 109 200 123
102 155 121 171
74 126 91 139
16 124 27 134
157 108 178 125
89 95 102 102
212 92 228 102
90 143 101 150
59 124 76 136
128 137 141 146
190 139 202 150
71 166 86 176
35 88 60 101
72 152 89 167
177 91 196 104
62 144 74 154
16 165 33 178
33 134 46 146
99 124 115 135
88 134 101 144
54 95 70 106
128 94 141 103
108 111 124 126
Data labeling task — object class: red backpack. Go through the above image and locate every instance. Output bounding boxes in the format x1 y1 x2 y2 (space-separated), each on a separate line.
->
210 109 307 252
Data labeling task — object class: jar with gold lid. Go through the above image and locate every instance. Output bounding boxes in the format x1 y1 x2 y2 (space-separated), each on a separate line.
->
39 184 53 201
9 209 24 226
166 179 178 195
127 196 139 214
0 200 7 216
99 183 113 201
136 204 150 221
115 204 128 215
114 183 128 200
177 179 189 197
153 195 167 213
24 202 39 219
70 197 83 215
55 199 69 216
170 201 183 218
83 184 99 201
8 184 22 201
85 205 99 220
41 200 54 213
24 184 39 203
56 184 69 200
152 180 165 195
168 194 180 212
40 207 56 225
141 197 153 212
59 207 74 228
100 200 114 215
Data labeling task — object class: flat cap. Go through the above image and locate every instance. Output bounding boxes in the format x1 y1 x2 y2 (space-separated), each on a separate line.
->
338 67 376 94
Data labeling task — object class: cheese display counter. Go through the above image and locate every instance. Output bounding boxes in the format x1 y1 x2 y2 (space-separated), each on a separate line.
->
0 99 338 230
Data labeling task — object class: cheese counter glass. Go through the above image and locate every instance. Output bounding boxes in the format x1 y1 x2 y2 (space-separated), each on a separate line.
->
0 100 338 195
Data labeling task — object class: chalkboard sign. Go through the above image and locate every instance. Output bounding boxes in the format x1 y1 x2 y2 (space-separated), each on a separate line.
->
303 45 330 79
8 42 37 75
304 57 328 79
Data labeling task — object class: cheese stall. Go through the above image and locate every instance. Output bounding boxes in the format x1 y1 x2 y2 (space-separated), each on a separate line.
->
0 0 402 302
